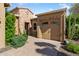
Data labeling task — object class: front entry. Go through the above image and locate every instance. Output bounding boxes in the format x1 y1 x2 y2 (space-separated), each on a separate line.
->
25 22 29 34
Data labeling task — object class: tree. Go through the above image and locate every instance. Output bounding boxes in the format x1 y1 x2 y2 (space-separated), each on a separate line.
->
66 13 79 40
66 14 75 39
69 3 79 14
5 12 16 45
66 3 79 40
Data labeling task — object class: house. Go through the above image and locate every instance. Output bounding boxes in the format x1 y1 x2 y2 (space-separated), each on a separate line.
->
12 7 66 42
0 3 10 48
0 4 66 50
31 8 66 42
11 7 35 35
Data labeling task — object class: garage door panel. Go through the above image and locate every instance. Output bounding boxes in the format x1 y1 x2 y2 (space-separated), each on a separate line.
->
51 19 60 41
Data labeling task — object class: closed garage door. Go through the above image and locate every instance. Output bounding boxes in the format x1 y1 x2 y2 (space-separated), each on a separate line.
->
51 19 60 41
41 22 50 39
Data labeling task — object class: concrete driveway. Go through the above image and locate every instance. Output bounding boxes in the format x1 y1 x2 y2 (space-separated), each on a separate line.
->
0 36 67 56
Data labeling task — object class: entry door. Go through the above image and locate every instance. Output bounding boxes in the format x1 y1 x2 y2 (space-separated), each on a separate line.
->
25 22 29 34
51 20 60 41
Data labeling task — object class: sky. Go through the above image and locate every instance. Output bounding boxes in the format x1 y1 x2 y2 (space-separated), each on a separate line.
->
8 3 72 15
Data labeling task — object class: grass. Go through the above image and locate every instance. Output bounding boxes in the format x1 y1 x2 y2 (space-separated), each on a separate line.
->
66 41 79 54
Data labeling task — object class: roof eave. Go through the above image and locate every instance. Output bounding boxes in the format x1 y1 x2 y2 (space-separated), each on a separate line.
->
11 7 34 14
36 8 67 16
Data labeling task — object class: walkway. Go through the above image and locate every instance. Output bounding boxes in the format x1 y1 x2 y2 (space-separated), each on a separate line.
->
0 36 67 56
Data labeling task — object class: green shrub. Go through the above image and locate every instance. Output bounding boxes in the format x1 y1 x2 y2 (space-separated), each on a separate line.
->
5 12 28 48
73 45 79 54
66 42 75 52
5 12 16 44
66 14 79 39
66 42 79 54
10 32 28 48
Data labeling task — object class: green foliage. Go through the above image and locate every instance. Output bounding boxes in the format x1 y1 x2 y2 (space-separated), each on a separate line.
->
5 12 28 48
5 12 16 44
10 32 28 48
66 14 75 39
69 3 79 14
67 42 79 54
66 14 79 40
67 3 79 39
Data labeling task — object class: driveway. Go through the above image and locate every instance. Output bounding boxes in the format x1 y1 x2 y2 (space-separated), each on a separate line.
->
0 36 67 56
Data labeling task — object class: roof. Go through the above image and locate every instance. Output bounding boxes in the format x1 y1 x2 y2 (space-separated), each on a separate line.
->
11 7 33 14
36 8 67 16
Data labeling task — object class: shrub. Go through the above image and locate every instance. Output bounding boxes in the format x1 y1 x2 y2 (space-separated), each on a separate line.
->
66 14 79 40
73 45 79 54
10 32 28 48
72 32 79 41
5 12 16 44
66 42 79 54
5 12 28 48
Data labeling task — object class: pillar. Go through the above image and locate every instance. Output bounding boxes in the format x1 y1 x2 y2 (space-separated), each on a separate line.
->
0 3 5 48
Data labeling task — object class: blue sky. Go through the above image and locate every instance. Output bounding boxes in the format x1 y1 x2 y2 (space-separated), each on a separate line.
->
8 3 72 14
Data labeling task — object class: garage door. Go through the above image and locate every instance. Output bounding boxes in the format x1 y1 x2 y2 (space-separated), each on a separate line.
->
51 19 60 41
41 22 50 39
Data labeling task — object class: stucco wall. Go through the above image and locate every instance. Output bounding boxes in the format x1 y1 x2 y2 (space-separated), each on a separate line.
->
12 8 34 35
0 3 5 48
19 9 33 34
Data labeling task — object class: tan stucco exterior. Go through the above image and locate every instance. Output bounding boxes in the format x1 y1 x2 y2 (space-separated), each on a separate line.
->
11 7 34 35
31 8 66 42
0 3 5 48
0 3 10 49
12 7 66 42
0 4 66 49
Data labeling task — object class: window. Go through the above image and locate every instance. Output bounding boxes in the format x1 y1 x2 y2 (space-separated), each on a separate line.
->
52 20 59 26
42 22 48 25
42 22 48 28
33 23 37 30
16 16 19 19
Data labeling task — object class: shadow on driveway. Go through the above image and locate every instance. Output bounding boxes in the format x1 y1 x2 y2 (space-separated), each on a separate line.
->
35 42 68 56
